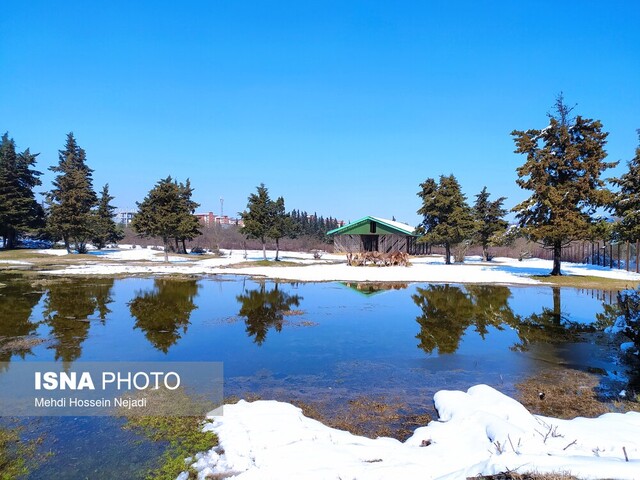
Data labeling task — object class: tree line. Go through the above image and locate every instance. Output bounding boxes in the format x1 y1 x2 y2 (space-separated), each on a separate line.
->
416 94 640 275
0 132 123 252
2 93 639 276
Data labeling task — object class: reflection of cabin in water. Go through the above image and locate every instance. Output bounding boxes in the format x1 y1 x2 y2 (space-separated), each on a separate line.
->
328 216 424 253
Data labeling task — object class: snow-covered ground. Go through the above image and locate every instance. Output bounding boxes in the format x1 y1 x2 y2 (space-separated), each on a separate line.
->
183 385 640 480
33 246 640 285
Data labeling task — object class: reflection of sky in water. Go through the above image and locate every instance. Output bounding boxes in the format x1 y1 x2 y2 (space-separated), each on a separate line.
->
6 276 620 396
0 275 628 479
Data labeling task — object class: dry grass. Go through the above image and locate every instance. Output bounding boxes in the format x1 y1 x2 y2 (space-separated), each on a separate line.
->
531 275 639 291
0 336 47 354
471 473 579 480
224 260 303 268
517 369 640 419
225 393 431 440
294 396 432 439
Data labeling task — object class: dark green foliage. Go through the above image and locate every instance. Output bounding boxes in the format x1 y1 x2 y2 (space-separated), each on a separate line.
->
611 132 640 242
512 95 615 275
268 196 295 261
239 184 298 260
236 283 302 345
46 133 98 253
42 278 115 365
239 184 274 260
91 184 124 249
0 133 44 249
289 209 340 242
128 279 199 353
413 284 588 355
131 176 201 261
176 179 201 253
416 174 475 264
473 187 508 261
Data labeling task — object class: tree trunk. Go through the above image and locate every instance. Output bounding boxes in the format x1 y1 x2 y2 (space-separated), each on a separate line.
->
182 238 187 254
163 238 169 262
64 234 71 253
482 245 488 262
261 237 267 260
551 241 562 275
6 229 16 249
445 243 451 265
275 238 280 261
552 286 562 323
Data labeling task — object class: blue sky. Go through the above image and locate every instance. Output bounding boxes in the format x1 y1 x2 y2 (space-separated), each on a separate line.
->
1 1 639 226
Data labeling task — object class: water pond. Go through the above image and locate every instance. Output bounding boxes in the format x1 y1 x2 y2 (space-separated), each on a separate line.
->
0 274 629 479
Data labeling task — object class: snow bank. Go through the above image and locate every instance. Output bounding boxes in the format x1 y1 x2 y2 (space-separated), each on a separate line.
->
185 385 640 480
37 250 640 286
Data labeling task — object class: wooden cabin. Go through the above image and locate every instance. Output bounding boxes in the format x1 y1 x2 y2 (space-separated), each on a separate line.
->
328 216 420 253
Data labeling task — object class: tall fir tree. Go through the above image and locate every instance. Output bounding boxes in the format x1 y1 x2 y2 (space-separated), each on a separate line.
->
0 133 44 249
46 133 98 253
473 186 508 261
512 95 615 275
91 184 124 249
239 183 275 260
176 179 201 253
131 176 199 261
611 131 640 242
417 174 475 264
268 196 296 261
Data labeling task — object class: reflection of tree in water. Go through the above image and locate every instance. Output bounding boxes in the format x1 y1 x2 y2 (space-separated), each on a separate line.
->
236 283 302 345
342 282 409 296
511 287 592 351
128 279 199 353
0 278 44 362
413 285 475 354
413 285 593 355
43 278 115 363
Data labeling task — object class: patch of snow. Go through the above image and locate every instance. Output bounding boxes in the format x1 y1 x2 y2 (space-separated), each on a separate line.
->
189 385 640 480
36 249 69 256
0 260 32 265
35 249 640 285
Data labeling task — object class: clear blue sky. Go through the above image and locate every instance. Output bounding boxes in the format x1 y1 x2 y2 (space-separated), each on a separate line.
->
1 1 639 226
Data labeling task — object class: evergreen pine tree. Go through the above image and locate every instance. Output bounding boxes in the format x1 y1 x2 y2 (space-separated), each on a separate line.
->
0 133 44 249
91 184 124 249
132 176 195 262
512 95 615 275
176 179 201 253
473 186 508 261
239 183 274 260
268 196 296 261
46 133 98 253
611 132 640 242
417 174 475 264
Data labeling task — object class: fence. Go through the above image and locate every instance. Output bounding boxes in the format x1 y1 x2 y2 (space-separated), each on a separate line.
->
531 240 640 273
415 239 639 273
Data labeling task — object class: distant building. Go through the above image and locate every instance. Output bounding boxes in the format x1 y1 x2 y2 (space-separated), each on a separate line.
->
195 212 244 227
116 210 136 226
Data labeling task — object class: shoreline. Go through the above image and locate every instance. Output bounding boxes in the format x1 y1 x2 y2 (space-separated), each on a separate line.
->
0 246 639 289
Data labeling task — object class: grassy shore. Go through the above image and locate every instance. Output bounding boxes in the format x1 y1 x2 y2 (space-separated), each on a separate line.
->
532 274 639 291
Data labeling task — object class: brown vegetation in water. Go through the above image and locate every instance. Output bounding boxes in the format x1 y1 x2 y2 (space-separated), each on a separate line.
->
225 394 431 441
517 369 640 419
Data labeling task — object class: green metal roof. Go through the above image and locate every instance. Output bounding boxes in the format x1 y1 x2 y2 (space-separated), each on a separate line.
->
327 216 417 236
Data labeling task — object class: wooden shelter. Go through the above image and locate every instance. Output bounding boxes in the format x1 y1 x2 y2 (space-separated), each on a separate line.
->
328 216 419 253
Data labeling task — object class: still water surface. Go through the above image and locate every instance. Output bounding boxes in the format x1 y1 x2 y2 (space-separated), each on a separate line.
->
0 274 625 478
